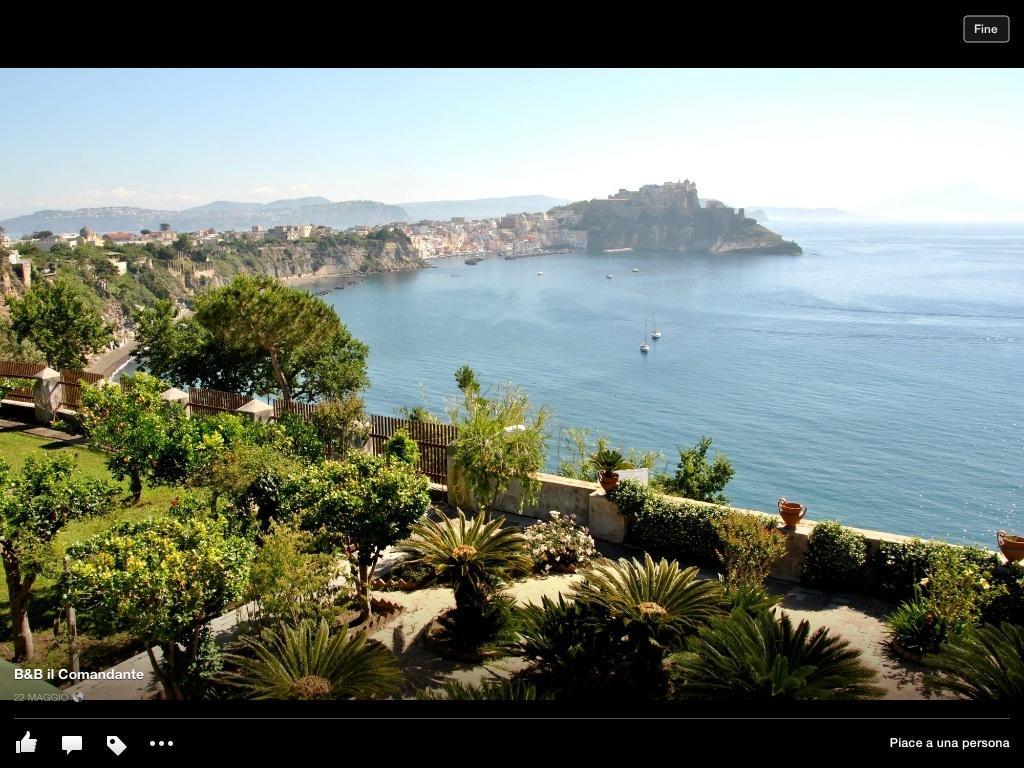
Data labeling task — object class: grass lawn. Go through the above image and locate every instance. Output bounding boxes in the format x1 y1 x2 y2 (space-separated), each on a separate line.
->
1 428 192 670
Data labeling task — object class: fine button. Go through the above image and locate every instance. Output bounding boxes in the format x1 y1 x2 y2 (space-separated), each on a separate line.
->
963 15 1010 43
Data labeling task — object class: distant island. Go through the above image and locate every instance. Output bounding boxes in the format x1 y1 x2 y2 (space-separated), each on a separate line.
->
557 182 802 255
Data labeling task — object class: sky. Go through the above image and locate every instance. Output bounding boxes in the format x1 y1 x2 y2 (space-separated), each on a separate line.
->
1 68 1022 220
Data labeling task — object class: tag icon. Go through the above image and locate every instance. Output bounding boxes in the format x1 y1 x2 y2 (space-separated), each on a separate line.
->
107 736 127 756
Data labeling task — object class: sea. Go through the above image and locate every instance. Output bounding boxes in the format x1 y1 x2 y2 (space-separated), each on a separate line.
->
319 222 1023 547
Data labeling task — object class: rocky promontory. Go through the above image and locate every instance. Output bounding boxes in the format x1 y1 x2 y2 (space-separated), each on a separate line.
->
565 181 801 255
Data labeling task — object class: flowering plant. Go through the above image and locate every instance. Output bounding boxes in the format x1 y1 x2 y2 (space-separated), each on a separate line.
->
523 512 597 574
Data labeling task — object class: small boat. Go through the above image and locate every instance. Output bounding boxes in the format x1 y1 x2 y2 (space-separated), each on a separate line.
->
651 313 662 339
632 267 639 273
537 271 543 275
606 274 613 279
641 319 650 353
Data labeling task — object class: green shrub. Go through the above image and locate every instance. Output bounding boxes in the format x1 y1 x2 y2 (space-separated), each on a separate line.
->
382 428 420 466
886 588 950 657
245 522 352 627
277 412 324 462
801 521 867 593
871 539 940 603
714 511 787 590
983 565 1024 626
870 539 1000 604
886 547 994 658
522 512 597 573
924 546 991 635
611 481 725 566
660 436 735 503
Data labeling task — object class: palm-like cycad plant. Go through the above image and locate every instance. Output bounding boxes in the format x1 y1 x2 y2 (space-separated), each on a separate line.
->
927 622 1024 701
400 510 531 643
669 609 883 700
224 619 402 700
419 677 546 700
574 554 723 645
518 594 614 695
572 554 723 695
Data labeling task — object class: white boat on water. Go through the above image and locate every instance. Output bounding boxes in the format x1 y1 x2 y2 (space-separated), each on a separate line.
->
641 319 651 353
537 271 543 275
606 274 613 279
632 267 639 273
651 312 662 339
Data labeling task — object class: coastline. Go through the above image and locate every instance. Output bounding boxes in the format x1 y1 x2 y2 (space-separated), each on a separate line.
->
86 339 138 379
277 261 428 291
277 270 366 290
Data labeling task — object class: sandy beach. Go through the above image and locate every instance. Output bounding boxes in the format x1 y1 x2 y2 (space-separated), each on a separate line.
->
86 339 138 378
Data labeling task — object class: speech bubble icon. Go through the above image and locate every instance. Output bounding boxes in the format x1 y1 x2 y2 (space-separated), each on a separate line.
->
62 735 83 754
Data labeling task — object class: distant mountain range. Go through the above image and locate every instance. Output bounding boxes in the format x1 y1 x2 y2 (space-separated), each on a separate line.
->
398 195 569 221
0 197 409 238
0 194 574 237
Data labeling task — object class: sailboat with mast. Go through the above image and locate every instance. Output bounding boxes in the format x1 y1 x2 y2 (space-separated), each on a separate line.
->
651 313 662 339
641 319 650 353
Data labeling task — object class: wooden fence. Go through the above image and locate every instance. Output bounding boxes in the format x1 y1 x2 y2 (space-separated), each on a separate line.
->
59 369 104 410
273 399 320 421
366 414 458 485
0 361 43 403
187 387 250 418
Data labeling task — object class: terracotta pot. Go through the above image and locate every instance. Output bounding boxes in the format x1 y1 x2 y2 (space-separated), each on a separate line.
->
777 497 806 529
997 530 1024 563
599 471 620 493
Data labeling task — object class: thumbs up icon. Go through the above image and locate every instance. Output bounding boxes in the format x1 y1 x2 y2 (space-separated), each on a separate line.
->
15 731 37 753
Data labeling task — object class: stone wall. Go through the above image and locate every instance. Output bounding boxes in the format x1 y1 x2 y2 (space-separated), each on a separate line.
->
459 466 993 584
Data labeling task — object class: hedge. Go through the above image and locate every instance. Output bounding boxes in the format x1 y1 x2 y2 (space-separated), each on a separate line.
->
609 480 725 567
801 521 867 593
608 480 1024 623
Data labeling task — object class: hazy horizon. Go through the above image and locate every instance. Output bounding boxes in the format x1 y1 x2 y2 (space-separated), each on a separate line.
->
1 68 1022 222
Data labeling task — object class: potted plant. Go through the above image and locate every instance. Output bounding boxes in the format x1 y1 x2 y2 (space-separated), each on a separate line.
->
777 497 807 529
997 530 1024 564
590 448 633 493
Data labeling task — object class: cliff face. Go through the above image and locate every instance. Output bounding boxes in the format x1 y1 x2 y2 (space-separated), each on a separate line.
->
240 239 423 281
576 182 801 254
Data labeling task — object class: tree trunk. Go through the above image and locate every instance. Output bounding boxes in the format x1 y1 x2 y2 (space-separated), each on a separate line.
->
9 590 34 662
146 643 183 701
129 470 143 504
3 557 35 662
268 348 291 402
358 559 372 619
